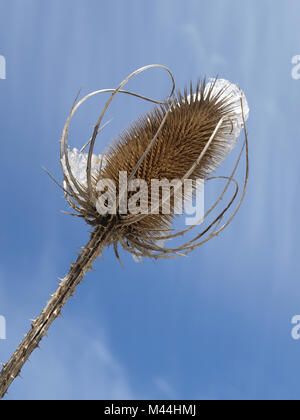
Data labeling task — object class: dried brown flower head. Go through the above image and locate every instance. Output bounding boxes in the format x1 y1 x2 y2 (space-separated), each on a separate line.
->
58 65 249 261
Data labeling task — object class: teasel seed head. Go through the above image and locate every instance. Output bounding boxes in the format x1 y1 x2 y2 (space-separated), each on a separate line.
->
58 65 249 261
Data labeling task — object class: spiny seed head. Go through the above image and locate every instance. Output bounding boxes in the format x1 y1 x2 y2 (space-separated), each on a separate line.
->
59 65 249 260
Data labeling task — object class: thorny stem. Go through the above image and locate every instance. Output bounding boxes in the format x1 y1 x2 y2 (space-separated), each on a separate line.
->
0 226 112 399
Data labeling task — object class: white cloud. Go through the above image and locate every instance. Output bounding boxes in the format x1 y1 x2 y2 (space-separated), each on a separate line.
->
4 319 135 400
154 376 174 398
181 23 227 70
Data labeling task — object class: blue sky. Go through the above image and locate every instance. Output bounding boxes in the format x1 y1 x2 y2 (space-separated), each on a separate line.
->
1 0 300 400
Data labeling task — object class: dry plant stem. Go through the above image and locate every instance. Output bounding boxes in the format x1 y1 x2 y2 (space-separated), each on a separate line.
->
0 225 112 399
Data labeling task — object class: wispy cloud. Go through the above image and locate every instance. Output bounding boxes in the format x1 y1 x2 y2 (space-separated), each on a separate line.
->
5 320 135 400
181 23 227 70
154 376 174 398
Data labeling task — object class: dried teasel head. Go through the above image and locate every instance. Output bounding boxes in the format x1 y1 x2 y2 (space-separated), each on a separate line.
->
57 65 249 261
